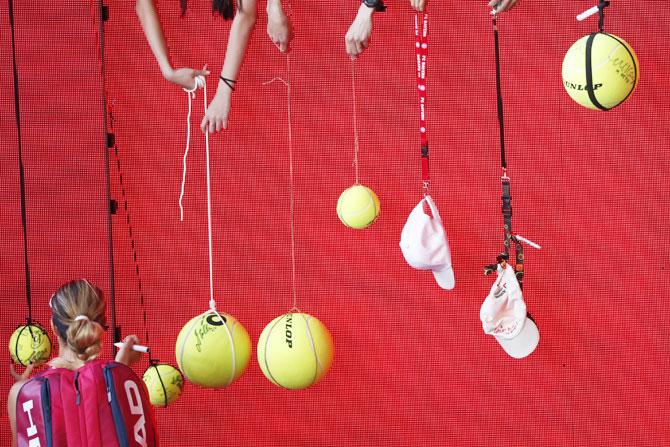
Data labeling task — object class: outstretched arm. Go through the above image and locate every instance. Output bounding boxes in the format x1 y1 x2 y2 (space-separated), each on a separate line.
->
136 0 209 89
267 0 293 53
202 0 258 133
346 0 429 60
345 3 376 60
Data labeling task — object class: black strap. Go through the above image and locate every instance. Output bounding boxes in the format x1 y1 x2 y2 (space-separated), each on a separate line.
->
514 237 524 288
501 179 513 253
8 0 33 323
492 16 506 171
491 15 524 289
363 0 387 12
585 33 608 111
598 0 610 33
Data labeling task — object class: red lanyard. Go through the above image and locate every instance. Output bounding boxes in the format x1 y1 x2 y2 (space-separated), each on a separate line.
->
415 13 429 190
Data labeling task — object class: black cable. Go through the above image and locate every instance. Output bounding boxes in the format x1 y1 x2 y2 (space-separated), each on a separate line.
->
8 0 33 324
90 0 119 357
109 118 151 351
97 2 152 360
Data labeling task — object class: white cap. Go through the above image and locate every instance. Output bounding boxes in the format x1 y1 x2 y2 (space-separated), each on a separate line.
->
399 195 455 290
480 264 539 359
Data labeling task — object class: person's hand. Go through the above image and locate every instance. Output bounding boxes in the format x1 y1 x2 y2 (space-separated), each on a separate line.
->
267 0 293 53
345 4 375 60
114 335 142 367
164 67 210 90
488 0 519 13
201 83 232 133
9 362 34 382
410 0 428 12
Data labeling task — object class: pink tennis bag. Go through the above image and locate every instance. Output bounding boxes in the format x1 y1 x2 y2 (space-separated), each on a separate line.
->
15 359 158 447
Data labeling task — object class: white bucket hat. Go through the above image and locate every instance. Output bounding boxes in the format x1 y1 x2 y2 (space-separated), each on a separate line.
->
480 264 539 359
399 195 455 290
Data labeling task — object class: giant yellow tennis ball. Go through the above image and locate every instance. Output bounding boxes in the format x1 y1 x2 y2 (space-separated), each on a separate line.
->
175 311 251 388
257 312 334 390
562 32 639 110
337 184 380 229
9 324 52 367
142 363 184 407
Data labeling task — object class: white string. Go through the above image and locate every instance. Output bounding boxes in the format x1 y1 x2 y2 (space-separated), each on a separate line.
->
286 55 298 311
179 90 193 221
263 54 299 312
178 76 216 310
179 76 235 384
179 77 205 221
201 83 216 311
351 60 360 185
302 314 322 381
199 79 233 382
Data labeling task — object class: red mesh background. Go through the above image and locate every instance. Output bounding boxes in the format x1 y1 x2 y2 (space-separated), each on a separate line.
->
2 1 670 445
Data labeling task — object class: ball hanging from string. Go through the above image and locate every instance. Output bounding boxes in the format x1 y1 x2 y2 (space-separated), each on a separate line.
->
142 362 184 407
339 60 381 230
337 184 380 229
562 32 638 110
257 312 334 390
9 323 52 367
175 311 251 388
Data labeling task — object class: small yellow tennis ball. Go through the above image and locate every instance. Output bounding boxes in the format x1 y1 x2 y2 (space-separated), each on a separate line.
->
337 184 380 229
257 312 334 390
9 324 52 367
175 311 251 388
142 363 184 407
562 32 639 110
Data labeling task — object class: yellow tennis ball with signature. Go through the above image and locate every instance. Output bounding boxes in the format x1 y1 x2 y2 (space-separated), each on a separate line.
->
175 311 251 388
9 324 52 367
562 33 639 110
142 363 184 407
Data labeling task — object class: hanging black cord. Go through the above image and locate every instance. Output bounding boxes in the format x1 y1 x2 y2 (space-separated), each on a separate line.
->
109 111 152 358
598 0 610 33
492 15 507 171
8 0 33 324
492 14 511 252
100 2 153 361
489 14 525 288
90 0 120 357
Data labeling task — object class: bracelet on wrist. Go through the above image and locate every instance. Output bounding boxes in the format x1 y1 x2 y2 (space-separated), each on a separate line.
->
220 76 237 91
362 0 386 12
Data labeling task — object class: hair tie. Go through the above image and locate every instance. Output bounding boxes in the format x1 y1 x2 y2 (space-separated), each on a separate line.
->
74 315 90 322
